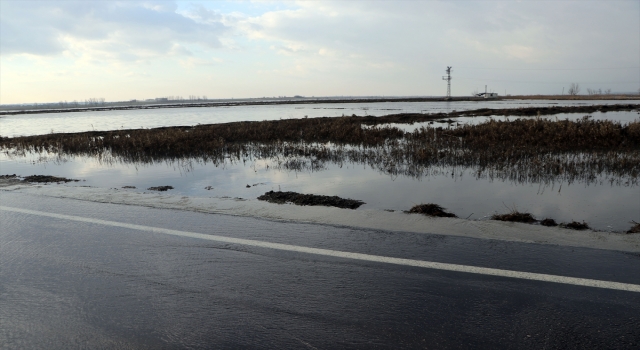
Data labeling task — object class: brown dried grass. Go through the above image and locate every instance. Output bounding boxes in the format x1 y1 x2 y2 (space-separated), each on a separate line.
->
2 112 639 186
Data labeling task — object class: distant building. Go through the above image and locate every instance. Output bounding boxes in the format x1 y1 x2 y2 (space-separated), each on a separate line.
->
475 92 498 98
155 97 169 102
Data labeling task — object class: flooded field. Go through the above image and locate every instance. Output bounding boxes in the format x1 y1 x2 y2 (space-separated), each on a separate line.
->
1 99 638 137
1 100 639 233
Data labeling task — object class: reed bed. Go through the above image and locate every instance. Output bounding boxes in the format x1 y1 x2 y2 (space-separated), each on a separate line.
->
2 114 639 186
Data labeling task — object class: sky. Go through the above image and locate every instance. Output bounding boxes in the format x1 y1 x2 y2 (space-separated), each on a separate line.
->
1 0 639 104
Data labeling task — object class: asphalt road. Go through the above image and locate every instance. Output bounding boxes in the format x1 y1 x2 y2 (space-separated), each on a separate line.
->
1 192 639 349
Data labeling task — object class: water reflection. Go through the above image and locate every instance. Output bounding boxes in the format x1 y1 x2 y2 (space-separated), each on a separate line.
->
1 151 638 232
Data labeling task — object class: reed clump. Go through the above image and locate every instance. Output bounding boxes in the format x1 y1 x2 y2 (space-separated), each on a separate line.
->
407 204 457 217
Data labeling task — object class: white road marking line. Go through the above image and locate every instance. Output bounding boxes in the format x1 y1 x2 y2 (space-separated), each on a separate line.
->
2 205 639 293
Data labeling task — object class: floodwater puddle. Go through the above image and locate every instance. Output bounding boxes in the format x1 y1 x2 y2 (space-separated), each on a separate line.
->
1 149 638 232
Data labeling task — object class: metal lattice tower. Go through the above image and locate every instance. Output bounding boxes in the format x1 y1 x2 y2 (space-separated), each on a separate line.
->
442 66 452 99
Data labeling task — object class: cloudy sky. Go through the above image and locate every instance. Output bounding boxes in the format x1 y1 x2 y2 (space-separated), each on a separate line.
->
1 0 638 104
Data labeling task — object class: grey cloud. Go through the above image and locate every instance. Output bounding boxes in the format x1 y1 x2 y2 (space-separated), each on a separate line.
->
0 1 227 59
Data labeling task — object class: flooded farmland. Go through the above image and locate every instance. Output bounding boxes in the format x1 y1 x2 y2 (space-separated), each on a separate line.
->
1 100 639 233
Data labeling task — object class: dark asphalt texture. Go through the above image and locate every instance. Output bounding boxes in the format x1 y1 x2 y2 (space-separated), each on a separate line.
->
1 192 639 349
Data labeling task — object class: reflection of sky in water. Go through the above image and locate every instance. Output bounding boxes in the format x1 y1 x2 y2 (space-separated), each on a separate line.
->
2 99 638 137
2 152 638 232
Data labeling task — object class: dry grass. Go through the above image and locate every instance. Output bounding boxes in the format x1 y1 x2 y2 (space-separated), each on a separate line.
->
407 204 457 217
627 221 640 234
2 108 639 186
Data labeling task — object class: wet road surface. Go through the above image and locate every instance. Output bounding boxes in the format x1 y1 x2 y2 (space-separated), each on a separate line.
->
1 192 639 349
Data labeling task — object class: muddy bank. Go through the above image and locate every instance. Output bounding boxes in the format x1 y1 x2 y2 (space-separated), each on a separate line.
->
258 191 365 209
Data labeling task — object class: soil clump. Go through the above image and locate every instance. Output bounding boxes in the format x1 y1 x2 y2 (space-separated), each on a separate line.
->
23 175 79 183
258 190 365 209
491 211 537 223
561 221 590 230
627 221 640 234
407 204 457 217
540 218 558 227
147 186 173 191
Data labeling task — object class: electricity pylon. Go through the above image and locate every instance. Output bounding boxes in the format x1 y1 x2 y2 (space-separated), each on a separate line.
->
442 66 452 99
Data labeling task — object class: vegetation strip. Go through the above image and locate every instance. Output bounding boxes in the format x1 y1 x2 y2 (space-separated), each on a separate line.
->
258 190 365 209
3 111 639 186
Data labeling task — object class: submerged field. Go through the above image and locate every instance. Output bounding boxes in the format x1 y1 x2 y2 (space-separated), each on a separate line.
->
1 103 639 232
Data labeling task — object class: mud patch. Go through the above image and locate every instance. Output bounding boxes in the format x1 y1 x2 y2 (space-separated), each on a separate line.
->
407 204 457 218
147 186 173 191
23 175 79 183
627 221 640 234
257 190 365 209
561 221 590 230
540 218 558 227
491 211 537 224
